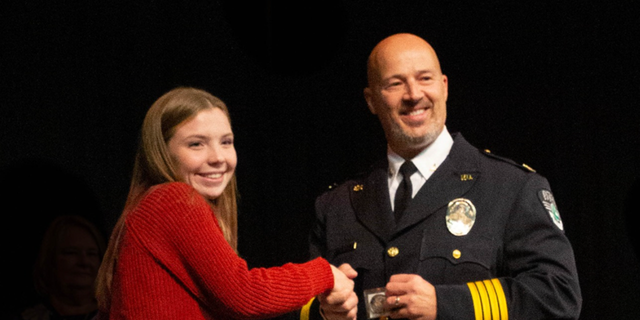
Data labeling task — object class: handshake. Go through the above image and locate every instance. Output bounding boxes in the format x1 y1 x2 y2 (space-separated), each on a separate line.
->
323 264 438 320
322 264 359 320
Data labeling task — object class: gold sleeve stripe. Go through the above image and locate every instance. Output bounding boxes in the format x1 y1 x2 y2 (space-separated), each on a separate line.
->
300 297 315 320
483 280 500 320
467 279 509 319
475 281 492 319
467 282 483 320
492 278 509 320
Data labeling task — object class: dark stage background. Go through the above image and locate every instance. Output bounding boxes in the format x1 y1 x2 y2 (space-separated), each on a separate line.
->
2 1 639 319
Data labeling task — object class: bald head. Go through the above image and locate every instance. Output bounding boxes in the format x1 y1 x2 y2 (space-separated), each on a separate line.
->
367 33 443 88
363 33 448 159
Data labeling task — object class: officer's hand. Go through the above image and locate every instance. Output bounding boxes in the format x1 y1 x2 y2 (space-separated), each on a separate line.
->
384 274 437 320
318 264 358 320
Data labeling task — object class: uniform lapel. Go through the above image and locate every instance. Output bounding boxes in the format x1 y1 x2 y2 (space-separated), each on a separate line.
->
394 134 481 234
350 161 396 242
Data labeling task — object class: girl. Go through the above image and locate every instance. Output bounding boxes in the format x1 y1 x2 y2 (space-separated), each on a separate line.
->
95 87 355 319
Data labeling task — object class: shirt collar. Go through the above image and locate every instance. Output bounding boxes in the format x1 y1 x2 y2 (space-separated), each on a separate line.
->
388 126 454 180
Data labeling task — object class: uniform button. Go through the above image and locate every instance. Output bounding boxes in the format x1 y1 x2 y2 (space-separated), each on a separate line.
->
452 249 461 259
387 247 399 257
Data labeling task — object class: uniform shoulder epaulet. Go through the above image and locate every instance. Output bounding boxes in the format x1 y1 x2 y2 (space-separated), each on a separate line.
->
325 163 374 191
480 149 536 173
327 182 339 190
326 173 365 191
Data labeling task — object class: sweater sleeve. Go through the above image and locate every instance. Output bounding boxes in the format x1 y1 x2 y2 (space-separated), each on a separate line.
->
125 182 334 319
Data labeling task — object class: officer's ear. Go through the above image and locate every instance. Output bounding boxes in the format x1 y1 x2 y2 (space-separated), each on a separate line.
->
442 74 449 102
364 87 377 115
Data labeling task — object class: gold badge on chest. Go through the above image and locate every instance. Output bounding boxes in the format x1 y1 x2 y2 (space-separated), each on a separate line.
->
446 198 477 236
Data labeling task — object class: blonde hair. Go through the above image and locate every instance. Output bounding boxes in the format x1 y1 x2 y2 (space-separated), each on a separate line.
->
95 87 239 309
34 215 106 299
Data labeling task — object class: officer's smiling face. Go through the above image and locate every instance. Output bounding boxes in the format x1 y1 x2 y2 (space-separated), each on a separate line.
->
364 34 448 159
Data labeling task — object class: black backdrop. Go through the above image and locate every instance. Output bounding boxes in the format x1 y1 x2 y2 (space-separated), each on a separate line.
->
2 1 639 319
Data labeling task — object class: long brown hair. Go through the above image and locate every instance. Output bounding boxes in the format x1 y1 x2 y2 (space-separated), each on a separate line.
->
95 87 239 309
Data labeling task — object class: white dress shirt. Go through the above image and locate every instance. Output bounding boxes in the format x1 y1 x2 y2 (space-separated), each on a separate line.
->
388 127 454 210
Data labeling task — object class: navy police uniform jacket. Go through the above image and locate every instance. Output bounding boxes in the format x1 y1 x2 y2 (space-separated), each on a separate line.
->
307 133 581 319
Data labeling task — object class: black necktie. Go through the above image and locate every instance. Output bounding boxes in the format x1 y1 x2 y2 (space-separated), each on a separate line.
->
394 160 418 221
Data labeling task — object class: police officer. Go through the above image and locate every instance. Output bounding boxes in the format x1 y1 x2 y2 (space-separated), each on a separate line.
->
304 33 581 320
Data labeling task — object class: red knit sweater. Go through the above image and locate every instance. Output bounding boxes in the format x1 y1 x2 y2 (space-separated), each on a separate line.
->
100 182 333 319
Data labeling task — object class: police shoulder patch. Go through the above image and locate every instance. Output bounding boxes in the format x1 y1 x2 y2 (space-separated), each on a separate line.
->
538 189 563 230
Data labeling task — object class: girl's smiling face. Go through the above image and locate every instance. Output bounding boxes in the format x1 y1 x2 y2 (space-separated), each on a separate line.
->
167 107 237 200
